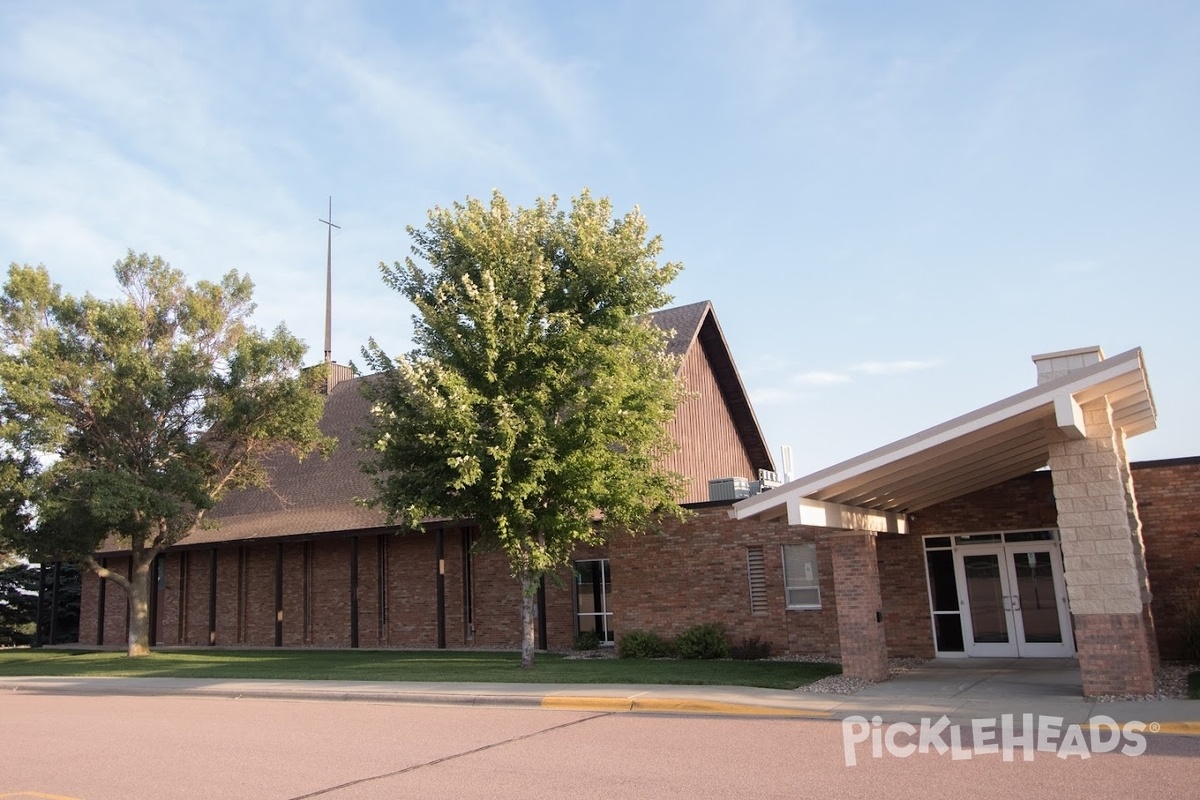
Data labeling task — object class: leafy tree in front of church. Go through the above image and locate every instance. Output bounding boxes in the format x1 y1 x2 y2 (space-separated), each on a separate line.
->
0 252 331 656
363 190 687 668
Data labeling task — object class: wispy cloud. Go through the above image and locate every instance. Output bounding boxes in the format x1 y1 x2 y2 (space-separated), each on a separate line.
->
457 13 601 149
851 358 942 376
704 0 825 107
790 370 852 386
746 356 941 410
749 387 806 406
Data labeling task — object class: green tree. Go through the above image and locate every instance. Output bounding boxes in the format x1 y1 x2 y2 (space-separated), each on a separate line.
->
0 561 81 646
363 190 687 667
0 560 38 646
0 252 331 656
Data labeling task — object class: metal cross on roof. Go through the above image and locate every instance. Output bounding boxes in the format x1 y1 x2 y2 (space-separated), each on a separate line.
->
319 197 341 394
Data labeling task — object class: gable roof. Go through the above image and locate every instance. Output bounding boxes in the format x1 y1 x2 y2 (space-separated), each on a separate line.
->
649 301 774 474
141 301 772 551
732 347 1154 524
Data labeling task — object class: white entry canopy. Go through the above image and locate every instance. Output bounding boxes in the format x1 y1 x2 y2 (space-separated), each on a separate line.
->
732 347 1155 526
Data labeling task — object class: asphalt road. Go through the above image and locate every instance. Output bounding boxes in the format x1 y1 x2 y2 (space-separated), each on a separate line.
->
2 693 1197 799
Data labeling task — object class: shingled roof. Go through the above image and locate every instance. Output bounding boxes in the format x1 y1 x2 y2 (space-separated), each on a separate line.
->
121 301 770 552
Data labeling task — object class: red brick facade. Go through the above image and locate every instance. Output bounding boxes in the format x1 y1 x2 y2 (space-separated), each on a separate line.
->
1074 613 1156 695
76 461 1199 670
830 533 889 680
1132 458 1200 659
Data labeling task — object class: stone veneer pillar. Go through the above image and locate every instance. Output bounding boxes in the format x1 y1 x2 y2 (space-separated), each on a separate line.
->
1047 398 1156 696
830 532 889 682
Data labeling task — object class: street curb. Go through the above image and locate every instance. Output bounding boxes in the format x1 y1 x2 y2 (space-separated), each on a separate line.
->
3 680 829 718
541 696 832 717
1152 722 1200 737
3 681 549 709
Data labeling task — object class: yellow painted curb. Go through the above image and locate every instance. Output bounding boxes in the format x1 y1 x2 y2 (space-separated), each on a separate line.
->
541 697 634 712
540 696 830 718
1078 720 1200 737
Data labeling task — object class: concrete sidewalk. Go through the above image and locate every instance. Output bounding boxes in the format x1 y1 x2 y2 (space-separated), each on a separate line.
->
2 659 1196 734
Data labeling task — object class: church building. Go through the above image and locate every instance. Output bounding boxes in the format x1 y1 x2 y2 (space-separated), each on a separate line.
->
75 301 1200 698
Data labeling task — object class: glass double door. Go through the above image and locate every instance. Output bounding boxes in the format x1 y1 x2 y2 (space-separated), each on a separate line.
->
957 545 1073 657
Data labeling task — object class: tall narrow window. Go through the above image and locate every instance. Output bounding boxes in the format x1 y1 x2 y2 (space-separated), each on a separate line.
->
574 559 613 643
782 543 821 609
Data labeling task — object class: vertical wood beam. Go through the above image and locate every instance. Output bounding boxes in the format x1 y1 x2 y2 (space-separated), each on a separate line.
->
147 555 159 647
461 527 474 642
178 552 188 644
96 557 107 646
207 548 218 646
275 543 284 647
536 576 548 651
377 534 387 645
349 536 360 648
34 563 46 648
435 529 446 649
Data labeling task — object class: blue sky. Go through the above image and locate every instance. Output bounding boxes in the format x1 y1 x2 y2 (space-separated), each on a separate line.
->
2 1 1197 477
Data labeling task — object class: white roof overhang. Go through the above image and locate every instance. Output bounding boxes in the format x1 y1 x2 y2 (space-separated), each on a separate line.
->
732 347 1155 527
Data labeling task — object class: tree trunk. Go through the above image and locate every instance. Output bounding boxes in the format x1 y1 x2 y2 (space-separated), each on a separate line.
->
519 567 537 668
126 559 153 657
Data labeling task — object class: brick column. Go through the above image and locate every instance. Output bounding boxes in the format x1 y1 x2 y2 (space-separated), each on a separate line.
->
830 532 889 682
1048 398 1156 696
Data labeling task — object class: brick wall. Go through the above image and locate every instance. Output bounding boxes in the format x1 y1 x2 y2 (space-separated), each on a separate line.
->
282 543 306 646
78 569 99 645
599 505 840 656
72 460 1198 663
830 533 889 680
471 548 523 648
243 545 275 645
910 471 1059 534
875 531 934 658
158 553 180 646
386 532 440 646
101 556 131 646
1133 458 1200 659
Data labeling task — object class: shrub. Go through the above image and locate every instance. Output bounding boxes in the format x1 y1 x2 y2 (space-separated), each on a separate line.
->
731 636 773 661
617 630 674 659
573 630 601 651
675 623 731 660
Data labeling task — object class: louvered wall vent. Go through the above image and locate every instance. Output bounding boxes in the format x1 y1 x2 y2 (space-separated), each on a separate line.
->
746 546 767 615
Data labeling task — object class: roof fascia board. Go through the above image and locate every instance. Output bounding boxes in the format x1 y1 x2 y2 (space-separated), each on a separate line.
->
695 306 776 473
788 496 908 533
733 347 1148 520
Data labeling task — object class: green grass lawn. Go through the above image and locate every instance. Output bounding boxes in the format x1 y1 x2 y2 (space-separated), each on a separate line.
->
0 648 840 690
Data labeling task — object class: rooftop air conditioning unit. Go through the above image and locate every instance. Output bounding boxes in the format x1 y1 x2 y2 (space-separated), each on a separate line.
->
757 469 782 488
708 477 752 502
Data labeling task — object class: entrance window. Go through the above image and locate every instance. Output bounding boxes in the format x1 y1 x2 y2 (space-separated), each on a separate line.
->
923 530 1073 658
924 549 964 652
963 553 1010 643
1011 551 1062 643
575 559 613 643
782 544 821 609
